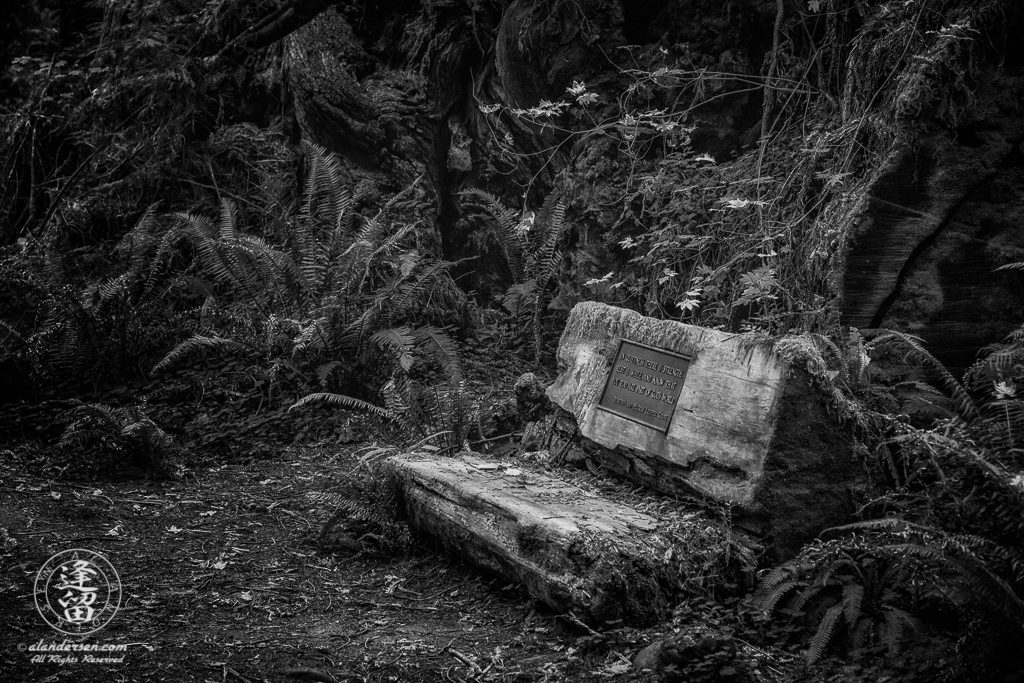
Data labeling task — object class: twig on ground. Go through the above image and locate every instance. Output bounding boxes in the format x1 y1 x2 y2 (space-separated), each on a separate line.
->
559 612 603 639
442 643 483 677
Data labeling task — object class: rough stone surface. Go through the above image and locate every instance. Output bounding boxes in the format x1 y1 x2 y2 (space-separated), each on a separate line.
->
387 451 676 625
546 302 865 559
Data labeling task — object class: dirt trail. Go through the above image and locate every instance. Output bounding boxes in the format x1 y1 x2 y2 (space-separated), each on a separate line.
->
0 446 646 682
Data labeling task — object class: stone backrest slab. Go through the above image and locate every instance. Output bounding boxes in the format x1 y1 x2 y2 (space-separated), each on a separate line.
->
545 302 865 559
547 302 786 505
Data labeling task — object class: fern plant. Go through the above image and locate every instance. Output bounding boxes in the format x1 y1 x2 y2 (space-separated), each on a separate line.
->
962 322 1024 458
306 443 417 555
871 328 1024 502
757 518 1024 666
117 143 472 446
291 324 474 449
460 188 567 363
58 400 177 473
2 216 181 388
757 534 923 664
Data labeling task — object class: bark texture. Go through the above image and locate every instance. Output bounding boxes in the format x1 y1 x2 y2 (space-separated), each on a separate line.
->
840 66 1024 369
388 451 678 626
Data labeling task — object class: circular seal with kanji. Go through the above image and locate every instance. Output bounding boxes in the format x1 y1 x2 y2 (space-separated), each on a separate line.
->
33 548 122 635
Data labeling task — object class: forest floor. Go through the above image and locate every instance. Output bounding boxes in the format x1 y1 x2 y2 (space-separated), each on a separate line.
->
0 442 672 683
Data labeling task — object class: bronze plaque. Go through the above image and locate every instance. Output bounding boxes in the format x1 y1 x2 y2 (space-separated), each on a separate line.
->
596 339 691 432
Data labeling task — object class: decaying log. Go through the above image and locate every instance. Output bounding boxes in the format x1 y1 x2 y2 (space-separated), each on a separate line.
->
388 452 687 626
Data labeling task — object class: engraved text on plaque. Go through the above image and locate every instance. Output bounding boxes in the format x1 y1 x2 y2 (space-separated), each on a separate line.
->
596 340 691 432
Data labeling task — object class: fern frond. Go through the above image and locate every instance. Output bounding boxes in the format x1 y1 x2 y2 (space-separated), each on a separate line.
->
824 517 926 536
67 401 120 428
873 330 979 423
849 616 875 650
460 188 527 280
387 258 456 321
301 142 350 232
51 323 80 373
879 560 916 598
370 327 416 372
887 542 1024 617
807 603 843 665
842 583 865 627
121 418 173 450
154 334 252 372
218 197 237 240
759 564 802 593
332 183 354 236
382 377 413 428
98 273 131 302
0 319 25 347
819 556 862 585
532 287 545 364
42 248 68 291
292 316 333 354
289 392 391 418
414 326 463 385
348 213 384 255
315 361 343 386
788 583 827 615
880 607 919 656
534 191 566 257
340 303 384 355
176 211 217 240
756 579 800 614
117 203 160 278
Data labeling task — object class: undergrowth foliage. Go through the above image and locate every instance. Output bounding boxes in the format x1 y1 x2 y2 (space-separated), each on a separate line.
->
475 0 1018 336
58 400 177 474
755 326 1024 677
306 445 413 556
0 0 293 245
0 216 182 390
96 143 475 446
459 188 566 364
757 518 1024 669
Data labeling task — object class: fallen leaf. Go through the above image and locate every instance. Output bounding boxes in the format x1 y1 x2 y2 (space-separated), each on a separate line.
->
600 662 630 676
